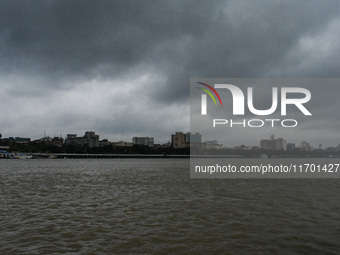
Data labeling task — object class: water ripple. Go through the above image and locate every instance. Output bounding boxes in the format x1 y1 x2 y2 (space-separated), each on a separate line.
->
1 159 339 254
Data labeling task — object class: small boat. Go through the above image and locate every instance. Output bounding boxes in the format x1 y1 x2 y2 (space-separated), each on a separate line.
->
13 153 33 159
0 151 32 159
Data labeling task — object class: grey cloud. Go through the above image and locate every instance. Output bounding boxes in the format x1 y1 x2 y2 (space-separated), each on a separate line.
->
1 0 340 145
0 1 212 82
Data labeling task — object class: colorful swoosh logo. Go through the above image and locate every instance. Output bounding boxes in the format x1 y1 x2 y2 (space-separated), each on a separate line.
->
196 82 223 106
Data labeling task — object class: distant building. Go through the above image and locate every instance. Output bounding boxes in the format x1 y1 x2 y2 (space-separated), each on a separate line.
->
301 141 313 151
65 131 99 148
287 143 295 152
171 132 188 148
205 140 223 150
233 145 251 150
155 142 172 149
32 136 64 147
260 137 287 150
1 137 31 144
132 137 154 147
187 133 202 144
325 147 336 152
113 141 133 147
52 137 64 146
99 139 112 147
171 132 201 148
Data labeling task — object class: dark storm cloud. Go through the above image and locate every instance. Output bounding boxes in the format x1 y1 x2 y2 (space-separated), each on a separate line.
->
2 1 340 86
1 1 337 88
1 0 340 144
0 1 213 83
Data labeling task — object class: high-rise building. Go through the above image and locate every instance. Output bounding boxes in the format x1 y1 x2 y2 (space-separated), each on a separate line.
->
171 132 201 148
65 131 99 148
171 132 187 148
260 137 287 150
187 132 202 144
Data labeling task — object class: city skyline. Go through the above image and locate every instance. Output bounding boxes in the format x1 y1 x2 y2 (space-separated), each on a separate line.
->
1 129 339 151
1 1 340 146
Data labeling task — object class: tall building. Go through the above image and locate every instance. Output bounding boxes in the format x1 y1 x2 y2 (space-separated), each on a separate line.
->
52 137 64 146
132 137 154 147
171 132 187 148
260 137 287 150
287 143 295 151
187 132 202 144
301 141 313 151
171 132 201 148
65 131 99 148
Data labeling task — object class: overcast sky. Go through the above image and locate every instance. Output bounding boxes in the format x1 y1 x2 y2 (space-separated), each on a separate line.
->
1 0 340 146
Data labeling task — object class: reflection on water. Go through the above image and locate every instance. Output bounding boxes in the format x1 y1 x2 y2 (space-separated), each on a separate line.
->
0 159 339 254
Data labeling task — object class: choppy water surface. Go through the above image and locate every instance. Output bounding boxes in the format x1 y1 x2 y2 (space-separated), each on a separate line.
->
0 159 339 254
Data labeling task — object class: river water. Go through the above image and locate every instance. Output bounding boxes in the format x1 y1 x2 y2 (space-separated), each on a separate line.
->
0 159 339 254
